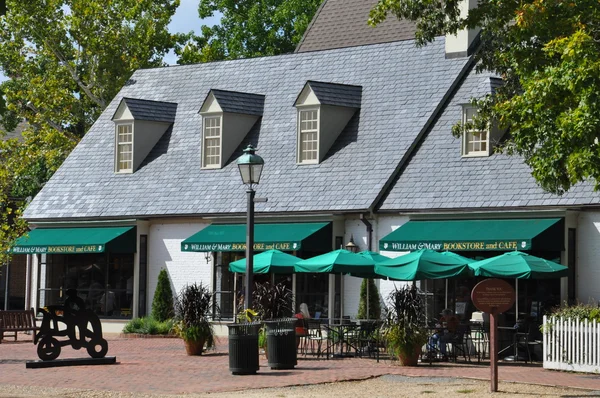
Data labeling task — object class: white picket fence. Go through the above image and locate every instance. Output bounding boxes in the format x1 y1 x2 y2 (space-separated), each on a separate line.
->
543 315 600 373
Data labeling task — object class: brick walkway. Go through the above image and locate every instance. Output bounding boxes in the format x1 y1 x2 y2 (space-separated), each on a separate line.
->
1 333 599 395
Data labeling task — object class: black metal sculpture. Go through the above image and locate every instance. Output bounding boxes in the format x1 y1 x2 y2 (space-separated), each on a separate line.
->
34 289 108 361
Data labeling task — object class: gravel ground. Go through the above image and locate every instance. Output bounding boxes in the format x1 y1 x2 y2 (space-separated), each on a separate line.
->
1 375 599 398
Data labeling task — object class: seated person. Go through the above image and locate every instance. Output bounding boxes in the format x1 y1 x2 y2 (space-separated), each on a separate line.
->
294 303 311 348
428 309 460 360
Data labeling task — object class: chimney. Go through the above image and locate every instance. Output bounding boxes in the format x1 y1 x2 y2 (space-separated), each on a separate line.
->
445 0 480 58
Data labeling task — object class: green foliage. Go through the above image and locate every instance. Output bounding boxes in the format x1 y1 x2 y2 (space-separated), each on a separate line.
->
175 0 323 64
0 0 179 266
549 302 600 323
123 316 174 335
174 282 216 348
152 269 174 322
382 285 428 358
357 279 381 320
252 281 293 320
258 327 267 348
369 0 600 195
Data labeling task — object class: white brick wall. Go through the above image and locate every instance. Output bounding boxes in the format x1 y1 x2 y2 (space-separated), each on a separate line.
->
147 222 211 315
576 211 600 303
343 218 367 317
378 215 411 309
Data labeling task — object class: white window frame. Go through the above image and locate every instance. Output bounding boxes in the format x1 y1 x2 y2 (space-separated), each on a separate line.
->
297 107 320 164
115 122 134 173
202 114 223 169
462 106 490 157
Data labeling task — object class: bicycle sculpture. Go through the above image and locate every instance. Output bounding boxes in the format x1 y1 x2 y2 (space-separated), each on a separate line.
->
34 289 108 361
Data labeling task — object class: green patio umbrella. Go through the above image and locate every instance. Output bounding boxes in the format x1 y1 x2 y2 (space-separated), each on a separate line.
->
374 248 472 281
294 249 375 275
358 250 391 264
468 251 568 321
228 249 301 274
467 251 568 279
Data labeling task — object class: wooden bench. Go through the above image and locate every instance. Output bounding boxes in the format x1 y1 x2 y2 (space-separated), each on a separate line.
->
0 308 38 343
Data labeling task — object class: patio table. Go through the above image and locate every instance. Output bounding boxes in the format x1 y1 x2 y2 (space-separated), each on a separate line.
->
322 323 360 358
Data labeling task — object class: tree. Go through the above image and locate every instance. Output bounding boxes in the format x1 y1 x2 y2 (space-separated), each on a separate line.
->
0 0 179 262
357 279 381 320
152 269 175 322
175 0 323 64
370 0 600 195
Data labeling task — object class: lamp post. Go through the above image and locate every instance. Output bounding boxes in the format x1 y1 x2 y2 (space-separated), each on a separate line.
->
237 145 264 310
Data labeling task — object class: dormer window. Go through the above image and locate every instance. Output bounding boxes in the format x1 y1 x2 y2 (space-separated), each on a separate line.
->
294 81 361 164
299 108 319 163
112 98 177 173
462 106 489 157
199 89 265 170
203 115 222 168
116 123 133 172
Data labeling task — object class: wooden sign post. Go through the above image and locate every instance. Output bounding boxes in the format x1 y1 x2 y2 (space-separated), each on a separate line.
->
471 279 515 393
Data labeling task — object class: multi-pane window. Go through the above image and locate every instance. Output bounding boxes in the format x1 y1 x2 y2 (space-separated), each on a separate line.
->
116 124 133 172
203 116 221 168
463 107 488 156
299 109 318 163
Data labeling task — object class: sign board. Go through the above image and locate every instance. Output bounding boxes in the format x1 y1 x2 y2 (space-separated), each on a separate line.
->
11 245 105 254
181 241 300 252
381 240 529 252
471 278 515 314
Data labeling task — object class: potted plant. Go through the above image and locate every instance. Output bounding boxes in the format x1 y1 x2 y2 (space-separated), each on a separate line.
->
252 281 296 369
382 284 428 366
173 282 216 356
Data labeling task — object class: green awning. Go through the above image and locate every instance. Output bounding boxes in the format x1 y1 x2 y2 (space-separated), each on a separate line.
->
379 218 563 252
181 222 330 252
11 226 136 254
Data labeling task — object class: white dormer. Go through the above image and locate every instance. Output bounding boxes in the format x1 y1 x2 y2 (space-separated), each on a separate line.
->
294 81 362 164
199 90 265 169
112 98 177 173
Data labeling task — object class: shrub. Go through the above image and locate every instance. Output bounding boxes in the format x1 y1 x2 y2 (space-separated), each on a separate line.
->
549 302 600 322
252 281 293 320
357 278 381 320
123 316 174 335
382 285 428 359
174 282 216 348
152 268 174 322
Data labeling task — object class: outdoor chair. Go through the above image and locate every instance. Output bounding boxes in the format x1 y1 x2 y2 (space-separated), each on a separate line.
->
306 319 329 358
516 322 542 363
355 321 380 360
449 324 471 363
469 321 489 363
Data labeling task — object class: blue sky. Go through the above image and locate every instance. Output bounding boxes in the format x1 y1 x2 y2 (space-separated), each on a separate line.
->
0 0 220 81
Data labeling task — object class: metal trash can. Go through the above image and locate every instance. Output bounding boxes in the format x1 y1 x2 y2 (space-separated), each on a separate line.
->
228 322 261 375
264 318 297 370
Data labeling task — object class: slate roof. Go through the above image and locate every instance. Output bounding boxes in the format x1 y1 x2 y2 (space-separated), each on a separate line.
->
116 98 178 123
208 89 265 116
23 39 469 220
305 81 362 108
296 0 417 53
378 73 600 211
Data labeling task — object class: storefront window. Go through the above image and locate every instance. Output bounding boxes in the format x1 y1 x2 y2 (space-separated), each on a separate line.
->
37 253 134 319
296 273 330 319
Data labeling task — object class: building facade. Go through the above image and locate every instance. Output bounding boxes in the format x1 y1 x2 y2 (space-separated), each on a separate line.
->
13 0 600 332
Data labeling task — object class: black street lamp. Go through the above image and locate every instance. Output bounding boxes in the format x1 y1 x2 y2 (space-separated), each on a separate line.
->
237 145 264 310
